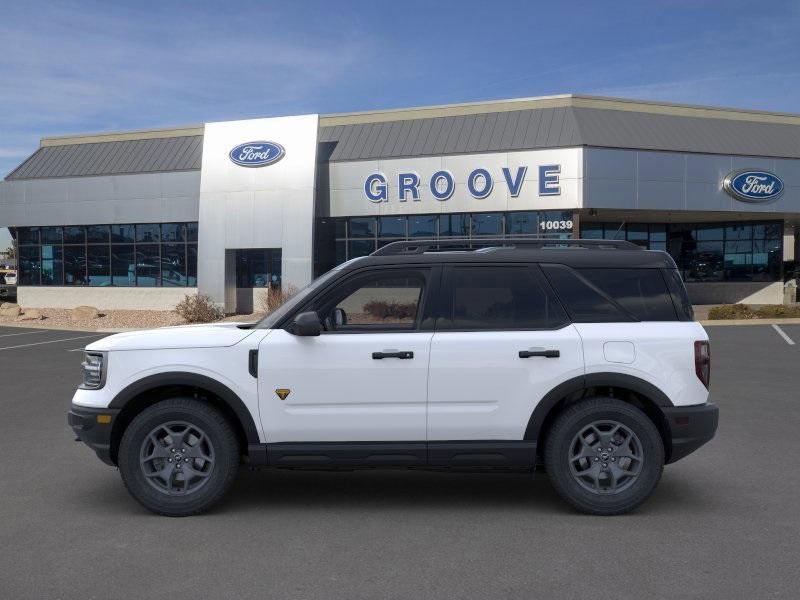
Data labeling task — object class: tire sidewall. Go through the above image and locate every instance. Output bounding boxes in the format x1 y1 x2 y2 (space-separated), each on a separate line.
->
118 400 239 516
546 399 664 515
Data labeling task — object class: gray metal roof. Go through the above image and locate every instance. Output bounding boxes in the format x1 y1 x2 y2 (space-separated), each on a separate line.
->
319 107 582 161
8 95 800 180
571 107 800 158
6 135 203 180
320 106 800 161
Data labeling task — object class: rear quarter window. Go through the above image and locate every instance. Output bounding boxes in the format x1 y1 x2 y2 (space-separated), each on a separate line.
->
577 268 678 321
541 264 630 323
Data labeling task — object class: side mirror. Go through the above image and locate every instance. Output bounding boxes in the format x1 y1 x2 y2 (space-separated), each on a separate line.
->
292 311 322 337
333 307 347 329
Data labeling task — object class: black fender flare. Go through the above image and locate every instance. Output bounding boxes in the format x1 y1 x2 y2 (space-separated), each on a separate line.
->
524 372 673 441
109 372 261 444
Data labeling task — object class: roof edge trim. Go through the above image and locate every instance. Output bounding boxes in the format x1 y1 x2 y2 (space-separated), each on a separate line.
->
41 126 205 148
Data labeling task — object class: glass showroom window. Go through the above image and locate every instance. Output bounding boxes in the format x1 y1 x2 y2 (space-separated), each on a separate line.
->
14 223 199 287
331 210 574 264
580 221 783 282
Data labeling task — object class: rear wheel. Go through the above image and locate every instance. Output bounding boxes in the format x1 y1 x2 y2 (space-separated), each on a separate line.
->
544 397 664 515
118 398 239 516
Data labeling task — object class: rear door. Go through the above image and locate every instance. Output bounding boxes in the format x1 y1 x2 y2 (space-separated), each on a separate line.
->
427 264 584 445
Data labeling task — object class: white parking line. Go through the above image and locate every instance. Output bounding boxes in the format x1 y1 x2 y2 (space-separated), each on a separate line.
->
0 330 48 338
0 334 104 351
771 324 795 346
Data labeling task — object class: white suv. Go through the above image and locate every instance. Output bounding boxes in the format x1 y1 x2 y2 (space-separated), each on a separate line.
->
68 239 718 516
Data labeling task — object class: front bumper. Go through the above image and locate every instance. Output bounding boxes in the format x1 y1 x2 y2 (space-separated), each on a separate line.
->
663 402 719 463
68 405 120 466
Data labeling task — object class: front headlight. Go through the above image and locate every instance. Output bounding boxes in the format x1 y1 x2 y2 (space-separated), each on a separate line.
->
80 351 106 389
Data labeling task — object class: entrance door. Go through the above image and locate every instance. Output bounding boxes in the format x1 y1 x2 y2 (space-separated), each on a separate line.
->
234 248 281 313
258 266 436 446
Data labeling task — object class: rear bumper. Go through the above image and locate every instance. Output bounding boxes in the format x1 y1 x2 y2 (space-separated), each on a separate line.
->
68 405 120 466
663 402 719 464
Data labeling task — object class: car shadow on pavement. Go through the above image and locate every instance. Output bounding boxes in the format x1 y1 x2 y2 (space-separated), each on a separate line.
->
68 465 719 518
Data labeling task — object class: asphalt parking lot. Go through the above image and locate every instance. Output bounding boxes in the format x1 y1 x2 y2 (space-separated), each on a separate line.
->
0 324 798 599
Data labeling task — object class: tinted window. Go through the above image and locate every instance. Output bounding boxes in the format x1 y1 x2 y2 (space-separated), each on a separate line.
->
446 266 567 330
663 269 694 321
409 215 437 238
112 245 135 287
471 213 503 236
320 272 424 331
63 226 85 244
86 225 109 244
578 268 677 321
87 245 111 286
64 246 87 286
136 224 160 243
111 224 135 243
162 244 187 286
542 264 629 323
379 216 405 237
18 227 40 245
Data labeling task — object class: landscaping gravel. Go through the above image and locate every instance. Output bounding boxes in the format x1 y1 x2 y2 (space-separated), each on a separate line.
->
0 308 261 331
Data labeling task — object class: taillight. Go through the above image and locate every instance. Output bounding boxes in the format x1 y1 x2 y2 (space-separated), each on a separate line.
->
694 340 711 389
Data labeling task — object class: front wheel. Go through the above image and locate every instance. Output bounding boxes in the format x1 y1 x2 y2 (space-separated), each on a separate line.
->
118 398 240 516
544 397 664 515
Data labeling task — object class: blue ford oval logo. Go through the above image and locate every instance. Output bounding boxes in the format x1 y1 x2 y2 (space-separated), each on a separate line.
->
723 169 784 203
229 141 285 167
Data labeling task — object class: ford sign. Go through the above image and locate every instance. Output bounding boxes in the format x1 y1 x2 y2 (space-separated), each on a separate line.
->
723 169 784 203
229 141 285 167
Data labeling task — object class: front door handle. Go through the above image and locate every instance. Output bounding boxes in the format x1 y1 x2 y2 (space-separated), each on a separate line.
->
372 350 414 360
519 349 560 358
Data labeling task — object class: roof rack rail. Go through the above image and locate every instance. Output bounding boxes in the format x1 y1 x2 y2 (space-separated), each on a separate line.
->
371 237 642 256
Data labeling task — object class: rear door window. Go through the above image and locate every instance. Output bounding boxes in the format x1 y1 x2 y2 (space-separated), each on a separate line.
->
441 265 568 330
577 268 677 321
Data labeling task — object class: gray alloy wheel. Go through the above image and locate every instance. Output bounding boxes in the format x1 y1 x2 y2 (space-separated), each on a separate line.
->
118 398 239 517
545 397 664 516
139 421 216 496
568 420 643 495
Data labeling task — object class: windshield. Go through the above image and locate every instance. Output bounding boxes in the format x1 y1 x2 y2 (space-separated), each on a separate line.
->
256 260 361 329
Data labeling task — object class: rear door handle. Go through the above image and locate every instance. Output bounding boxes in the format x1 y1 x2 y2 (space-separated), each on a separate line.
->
519 349 560 358
372 351 414 360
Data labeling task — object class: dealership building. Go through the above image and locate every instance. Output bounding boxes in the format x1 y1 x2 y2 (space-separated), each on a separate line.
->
1 94 798 312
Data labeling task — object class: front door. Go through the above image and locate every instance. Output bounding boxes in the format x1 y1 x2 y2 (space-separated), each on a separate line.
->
258 266 436 445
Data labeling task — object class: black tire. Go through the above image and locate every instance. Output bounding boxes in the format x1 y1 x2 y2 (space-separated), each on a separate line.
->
544 397 664 515
118 398 240 516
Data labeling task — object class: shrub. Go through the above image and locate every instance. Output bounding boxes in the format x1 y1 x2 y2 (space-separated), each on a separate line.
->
363 300 417 320
707 304 800 320
257 284 298 314
707 304 757 320
175 294 223 323
754 304 800 318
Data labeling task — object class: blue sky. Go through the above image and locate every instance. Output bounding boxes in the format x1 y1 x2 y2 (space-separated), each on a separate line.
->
1 0 799 249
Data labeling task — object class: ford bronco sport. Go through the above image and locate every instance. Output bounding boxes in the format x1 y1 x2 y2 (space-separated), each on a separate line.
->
68 239 718 516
